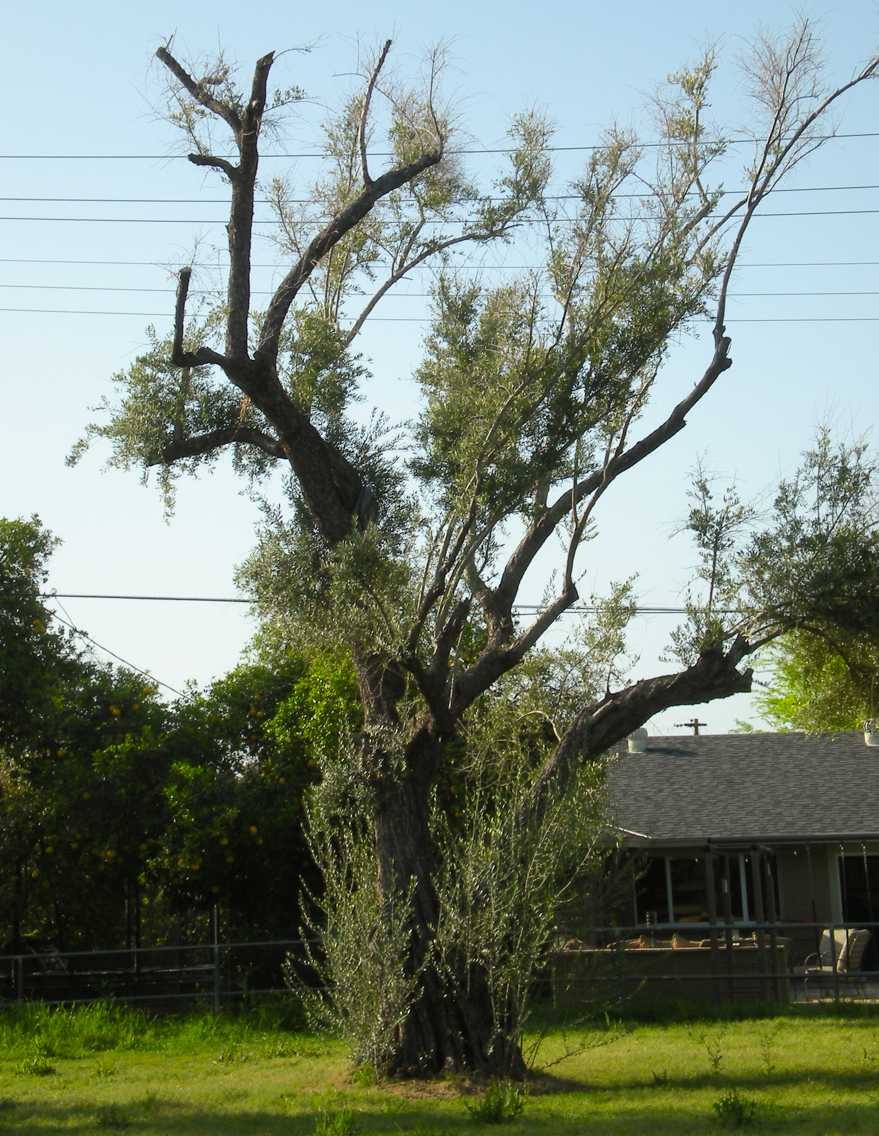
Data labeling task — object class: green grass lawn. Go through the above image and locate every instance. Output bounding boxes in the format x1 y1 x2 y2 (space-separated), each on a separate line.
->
1 1002 879 1133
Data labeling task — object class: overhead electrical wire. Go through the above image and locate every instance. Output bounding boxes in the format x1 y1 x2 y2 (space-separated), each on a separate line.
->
2 284 877 298
2 308 877 322
3 181 879 203
3 207 879 224
49 591 696 615
0 173 874 316
49 606 183 696
43 593 696 691
11 137 875 696
1 130 878 160
0 257 876 269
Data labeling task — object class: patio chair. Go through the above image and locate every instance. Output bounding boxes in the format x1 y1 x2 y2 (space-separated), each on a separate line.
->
802 928 871 999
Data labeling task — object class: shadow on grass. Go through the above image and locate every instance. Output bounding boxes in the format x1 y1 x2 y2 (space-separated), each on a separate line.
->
575 1067 879 1094
0 1098 465 1134
3 1097 879 1135
529 997 879 1030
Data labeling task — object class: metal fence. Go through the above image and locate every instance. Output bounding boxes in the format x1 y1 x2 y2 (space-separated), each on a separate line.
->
2 918 878 1012
0 939 314 1011
550 918 879 1007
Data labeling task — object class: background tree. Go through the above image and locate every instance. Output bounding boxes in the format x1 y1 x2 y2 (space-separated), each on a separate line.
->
747 432 879 733
756 632 878 732
74 23 879 1075
0 517 77 755
153 645 361 943
0 517 171 951
0 517 361 952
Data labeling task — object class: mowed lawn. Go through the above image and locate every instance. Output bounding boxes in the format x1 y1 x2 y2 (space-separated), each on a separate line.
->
1 1003 879 1133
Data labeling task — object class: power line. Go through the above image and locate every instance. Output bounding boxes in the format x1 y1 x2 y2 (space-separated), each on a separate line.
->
3 308 878 322
53 593 250 603
49 608 183 696
0 256 876 269
2 283 878 299
3 206 879 224
50 591 695 615
4 182 879 204
0 131 877 159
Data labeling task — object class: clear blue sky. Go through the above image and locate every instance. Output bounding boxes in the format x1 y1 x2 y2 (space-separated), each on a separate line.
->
2 0 877 732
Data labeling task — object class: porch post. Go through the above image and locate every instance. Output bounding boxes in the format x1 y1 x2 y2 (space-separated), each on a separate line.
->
704 848 721 1006
764 854 782 1002
721 855 736 1002
750 848 768 1001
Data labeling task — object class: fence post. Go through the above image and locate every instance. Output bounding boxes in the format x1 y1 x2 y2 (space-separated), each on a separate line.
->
134 880 141 986
212 905 220 1015
830 921 840 1003
16 955 23 1004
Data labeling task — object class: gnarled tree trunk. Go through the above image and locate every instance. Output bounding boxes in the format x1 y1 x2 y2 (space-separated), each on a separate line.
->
370 731 526 1077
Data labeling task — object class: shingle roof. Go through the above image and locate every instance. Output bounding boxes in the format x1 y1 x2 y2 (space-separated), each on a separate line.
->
607 731 879 844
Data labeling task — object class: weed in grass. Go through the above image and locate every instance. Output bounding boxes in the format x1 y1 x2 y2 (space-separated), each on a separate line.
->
465 1080 526 1124
690 1024 726 1076
94 1103 132 1130
219 1087 250 1103
759 1021 782 1077
94 1061 117 1078
140 1090 158 1114
17 1054 55 1077
260 1035 298 1059
351 1061 376 1087
713 1087 757 1128
650 1068 668 1087
706 1033 725 1076
313 1108 357 1135
215 1042 250 1064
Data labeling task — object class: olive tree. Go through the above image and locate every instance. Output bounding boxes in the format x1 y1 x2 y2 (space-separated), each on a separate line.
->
75 22 879 1074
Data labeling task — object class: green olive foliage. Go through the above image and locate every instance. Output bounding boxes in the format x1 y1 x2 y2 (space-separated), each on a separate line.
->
65 25 879 1073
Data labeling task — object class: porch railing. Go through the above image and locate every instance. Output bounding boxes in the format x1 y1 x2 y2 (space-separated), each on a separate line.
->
1 919 876 1012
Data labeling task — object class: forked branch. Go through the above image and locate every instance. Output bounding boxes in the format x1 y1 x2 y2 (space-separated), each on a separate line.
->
156 46 244 137
257 147 445 362
359 40 393 186
171 268 226 369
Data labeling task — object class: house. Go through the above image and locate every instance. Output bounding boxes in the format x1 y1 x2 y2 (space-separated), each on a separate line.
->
605 729 879 972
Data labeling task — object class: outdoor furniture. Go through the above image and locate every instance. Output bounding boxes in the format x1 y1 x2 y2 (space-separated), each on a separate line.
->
801 928 871 999
551 937 791 1006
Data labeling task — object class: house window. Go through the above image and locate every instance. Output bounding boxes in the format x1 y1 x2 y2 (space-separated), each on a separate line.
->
838 852 879 925
636 853 772 927
671 856 713 923
635 856 671 923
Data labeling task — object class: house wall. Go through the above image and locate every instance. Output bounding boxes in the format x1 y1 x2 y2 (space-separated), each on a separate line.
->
774 844 834 968
775 845 833 922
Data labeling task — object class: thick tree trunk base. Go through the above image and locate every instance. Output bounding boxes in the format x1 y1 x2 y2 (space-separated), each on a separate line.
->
380 966 526 1080
368 725 528 1079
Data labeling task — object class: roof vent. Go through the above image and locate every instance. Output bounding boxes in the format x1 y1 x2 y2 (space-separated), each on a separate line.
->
628 728 648 753
864 720 879 747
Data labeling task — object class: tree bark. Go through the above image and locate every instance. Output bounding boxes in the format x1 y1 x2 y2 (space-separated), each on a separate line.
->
363 637 753 1078
370 731 526 1077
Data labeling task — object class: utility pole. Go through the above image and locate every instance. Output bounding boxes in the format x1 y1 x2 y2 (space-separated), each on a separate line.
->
675 718 707 735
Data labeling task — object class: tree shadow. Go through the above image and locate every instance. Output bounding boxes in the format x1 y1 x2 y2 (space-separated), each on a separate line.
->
1 1093 878 1134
